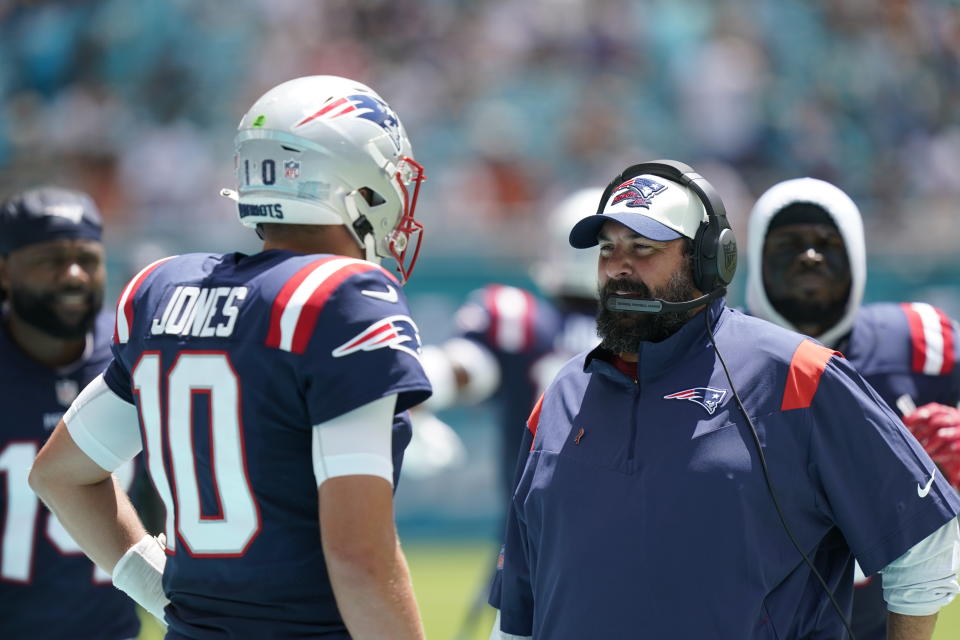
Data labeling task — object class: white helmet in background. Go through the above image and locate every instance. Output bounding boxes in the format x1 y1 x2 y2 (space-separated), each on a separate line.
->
531 187 603 300
228 75 426 282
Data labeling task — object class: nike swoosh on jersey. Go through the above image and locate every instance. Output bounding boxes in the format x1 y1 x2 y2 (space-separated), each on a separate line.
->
361 285 399 303
917 468 936 498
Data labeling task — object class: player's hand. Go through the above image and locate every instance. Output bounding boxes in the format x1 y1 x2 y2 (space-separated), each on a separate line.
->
902 403 960 490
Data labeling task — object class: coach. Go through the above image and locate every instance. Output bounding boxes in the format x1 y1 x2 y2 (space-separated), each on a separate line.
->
488 160 960 640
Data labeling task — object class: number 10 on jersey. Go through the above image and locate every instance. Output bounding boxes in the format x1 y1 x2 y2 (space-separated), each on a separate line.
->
133 352 261 556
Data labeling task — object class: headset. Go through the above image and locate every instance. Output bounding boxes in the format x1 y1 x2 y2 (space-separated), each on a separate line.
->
601 159 738 313
602 160 856 639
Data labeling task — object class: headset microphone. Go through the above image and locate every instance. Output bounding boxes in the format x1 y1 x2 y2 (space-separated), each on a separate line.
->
605 287 726 314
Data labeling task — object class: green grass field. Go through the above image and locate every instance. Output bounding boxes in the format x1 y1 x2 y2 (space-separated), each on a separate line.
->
136 539 960 639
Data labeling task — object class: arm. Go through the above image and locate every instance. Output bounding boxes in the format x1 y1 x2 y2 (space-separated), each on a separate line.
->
420 337 501 410
887 612 937 640
29 420 146 572
320 475 423 639
28 374 167 621
312 394 424 639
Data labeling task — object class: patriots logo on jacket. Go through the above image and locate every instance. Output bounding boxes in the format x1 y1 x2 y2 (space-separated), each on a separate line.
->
332 314 422 360
611 177 667 209
295 94 403 151
664 387 727 415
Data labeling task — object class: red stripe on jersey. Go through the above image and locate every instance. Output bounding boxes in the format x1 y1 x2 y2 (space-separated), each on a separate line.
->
781 340 841 411
527 394 544 450
265 257 338 349
521 288 536 353
936 307 955 374
113 256 175 344
902 303 927 374
484 285 536 353
485 285 501 348
289 262 380 354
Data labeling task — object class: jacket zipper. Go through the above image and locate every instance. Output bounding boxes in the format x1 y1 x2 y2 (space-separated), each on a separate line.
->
626 377 640 466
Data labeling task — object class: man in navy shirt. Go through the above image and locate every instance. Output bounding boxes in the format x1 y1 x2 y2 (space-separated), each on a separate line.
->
746 177 960 639
489 160 960 639
28 75 431 639
0 186 141 639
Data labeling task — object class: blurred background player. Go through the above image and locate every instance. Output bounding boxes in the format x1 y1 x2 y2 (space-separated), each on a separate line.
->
0 186 141 639
29 75 431 639
418 187 602 638
420 187 603 510
745 176 960 640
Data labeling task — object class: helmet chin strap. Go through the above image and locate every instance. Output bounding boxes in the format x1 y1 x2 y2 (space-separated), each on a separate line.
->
342 190 381 264
362 232 379 264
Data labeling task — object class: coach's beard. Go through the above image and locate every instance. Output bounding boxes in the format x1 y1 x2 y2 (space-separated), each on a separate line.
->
596 271 700 352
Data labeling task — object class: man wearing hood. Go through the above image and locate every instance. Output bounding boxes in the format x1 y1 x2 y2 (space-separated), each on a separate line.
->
746 177 960 640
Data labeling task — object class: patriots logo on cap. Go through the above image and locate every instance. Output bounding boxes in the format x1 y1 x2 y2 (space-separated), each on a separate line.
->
664 387 727 415
296 94 403 152
611 177 667 209
332 314 422 360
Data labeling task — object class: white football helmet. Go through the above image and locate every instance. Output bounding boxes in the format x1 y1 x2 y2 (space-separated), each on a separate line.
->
228 75 425 282
531 187 603 300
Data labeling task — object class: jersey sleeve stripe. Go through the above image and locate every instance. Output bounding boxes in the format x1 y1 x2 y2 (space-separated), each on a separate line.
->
266 256 338 349
266 257 383 354
486 285 535 353
527 393 544 450
781 339 840 411
940 311 956 374
113 256 176 344
903 303 950 375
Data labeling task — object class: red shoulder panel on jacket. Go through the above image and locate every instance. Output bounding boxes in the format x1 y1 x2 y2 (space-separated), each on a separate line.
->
527 393 544 450
781 339 842 411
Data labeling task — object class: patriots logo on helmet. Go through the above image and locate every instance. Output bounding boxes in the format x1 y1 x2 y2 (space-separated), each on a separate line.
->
295 94 403 152
332 314 422 360
663 387 727 415
610 177 667 209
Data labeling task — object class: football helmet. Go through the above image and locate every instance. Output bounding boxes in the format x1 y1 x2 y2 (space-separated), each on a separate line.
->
228 75 425 282
531 187 603 300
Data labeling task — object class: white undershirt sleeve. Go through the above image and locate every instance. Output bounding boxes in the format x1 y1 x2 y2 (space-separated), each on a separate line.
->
312 394 397 487
489 611 533 640
881 517 960 615
63 374 142 472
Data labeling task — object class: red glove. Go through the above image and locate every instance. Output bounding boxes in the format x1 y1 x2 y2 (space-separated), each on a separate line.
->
902 403 960 490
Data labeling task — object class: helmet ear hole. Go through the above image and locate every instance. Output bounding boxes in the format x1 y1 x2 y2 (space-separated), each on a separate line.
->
359 187 386 206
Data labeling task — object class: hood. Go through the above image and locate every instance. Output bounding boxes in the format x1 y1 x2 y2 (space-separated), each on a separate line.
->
745 177 866 348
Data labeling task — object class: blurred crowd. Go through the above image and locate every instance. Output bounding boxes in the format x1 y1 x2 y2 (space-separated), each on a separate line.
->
2 0 959 271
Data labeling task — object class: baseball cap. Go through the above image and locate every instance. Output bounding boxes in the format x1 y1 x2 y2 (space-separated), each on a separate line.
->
0 186 103 254
568 174 707 248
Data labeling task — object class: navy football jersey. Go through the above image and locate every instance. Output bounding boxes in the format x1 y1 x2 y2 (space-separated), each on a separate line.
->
839 302 960 639
0 312 140 640
454 284 597 499
103 250 431 638
844 302 959 413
